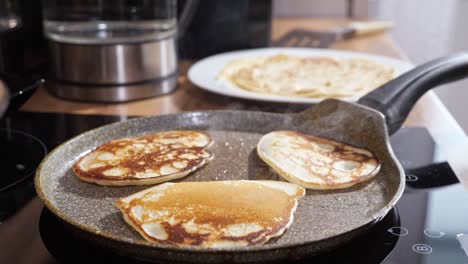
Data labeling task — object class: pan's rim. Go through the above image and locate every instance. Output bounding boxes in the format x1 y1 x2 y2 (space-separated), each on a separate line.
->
35 109 405 255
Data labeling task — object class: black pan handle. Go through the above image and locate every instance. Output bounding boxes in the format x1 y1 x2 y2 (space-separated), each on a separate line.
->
358 52 468 135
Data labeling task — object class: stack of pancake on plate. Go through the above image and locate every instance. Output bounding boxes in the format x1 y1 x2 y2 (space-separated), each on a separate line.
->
218 54 395 99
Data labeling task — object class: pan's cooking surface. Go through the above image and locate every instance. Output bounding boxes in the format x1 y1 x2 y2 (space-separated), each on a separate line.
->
36 101 403 254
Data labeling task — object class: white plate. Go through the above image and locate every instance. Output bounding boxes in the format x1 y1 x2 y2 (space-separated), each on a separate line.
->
188 48 414 104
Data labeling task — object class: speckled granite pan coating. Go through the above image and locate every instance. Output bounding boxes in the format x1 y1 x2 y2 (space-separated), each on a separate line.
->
35 99 405 263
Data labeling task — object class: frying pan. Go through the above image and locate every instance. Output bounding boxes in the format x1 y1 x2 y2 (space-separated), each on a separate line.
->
35 53 468 263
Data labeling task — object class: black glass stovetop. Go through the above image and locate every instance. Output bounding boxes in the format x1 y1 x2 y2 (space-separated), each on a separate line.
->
1 111 467 264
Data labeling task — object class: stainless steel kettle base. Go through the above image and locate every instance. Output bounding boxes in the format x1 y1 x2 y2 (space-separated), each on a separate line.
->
45 75 178 103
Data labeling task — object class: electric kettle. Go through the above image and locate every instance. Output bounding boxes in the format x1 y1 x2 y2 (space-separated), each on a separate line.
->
42 0 197 102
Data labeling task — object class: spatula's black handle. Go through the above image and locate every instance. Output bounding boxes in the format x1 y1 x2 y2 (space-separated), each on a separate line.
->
358 52 468 135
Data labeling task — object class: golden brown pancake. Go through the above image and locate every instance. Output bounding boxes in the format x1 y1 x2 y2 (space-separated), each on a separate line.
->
218 54 395 99
73 130 213 186
257 131 380 190
116 180 305 248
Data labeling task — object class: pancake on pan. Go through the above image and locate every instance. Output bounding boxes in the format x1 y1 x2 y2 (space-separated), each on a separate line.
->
116 180 305 248
257 131 380 190
73 130 213 186
218 54 395 99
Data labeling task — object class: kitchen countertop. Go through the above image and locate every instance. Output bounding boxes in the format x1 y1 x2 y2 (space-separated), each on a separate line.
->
4 18 467 263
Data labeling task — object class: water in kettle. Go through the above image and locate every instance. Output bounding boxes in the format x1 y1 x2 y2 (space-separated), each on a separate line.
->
42 0 177 44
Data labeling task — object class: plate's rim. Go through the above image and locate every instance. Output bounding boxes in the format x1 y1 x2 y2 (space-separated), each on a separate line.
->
34 110 402 254
187 47 415 104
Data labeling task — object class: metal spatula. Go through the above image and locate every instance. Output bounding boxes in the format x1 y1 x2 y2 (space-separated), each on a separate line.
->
273 21 394 48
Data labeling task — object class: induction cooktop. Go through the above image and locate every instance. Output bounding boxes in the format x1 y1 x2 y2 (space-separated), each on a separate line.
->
1 111 467 263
